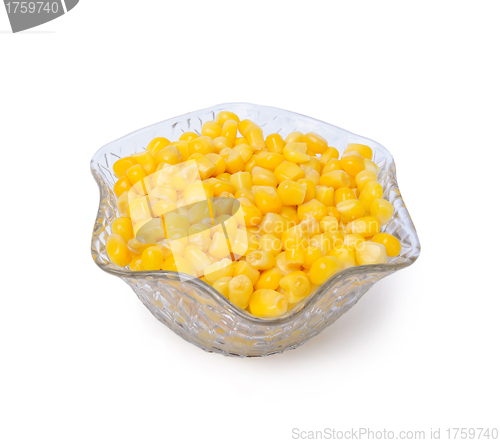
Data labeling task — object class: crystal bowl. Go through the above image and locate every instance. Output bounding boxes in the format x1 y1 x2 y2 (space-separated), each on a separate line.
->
91 103 420 357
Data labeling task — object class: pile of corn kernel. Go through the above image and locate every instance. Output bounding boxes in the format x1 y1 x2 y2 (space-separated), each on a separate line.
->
106 110 401 318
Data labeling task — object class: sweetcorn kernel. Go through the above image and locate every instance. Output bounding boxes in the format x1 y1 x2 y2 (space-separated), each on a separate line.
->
355 241 387 265
372 233 401 257
309 256 343 285
249 289 288 317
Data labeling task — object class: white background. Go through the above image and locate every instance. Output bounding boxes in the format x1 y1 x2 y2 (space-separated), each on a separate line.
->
1 1 499 442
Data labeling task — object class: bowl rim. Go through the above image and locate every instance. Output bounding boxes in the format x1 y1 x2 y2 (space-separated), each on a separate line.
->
91 102 420 326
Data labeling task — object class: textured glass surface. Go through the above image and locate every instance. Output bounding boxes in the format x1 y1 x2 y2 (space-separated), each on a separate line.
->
91 103 420 357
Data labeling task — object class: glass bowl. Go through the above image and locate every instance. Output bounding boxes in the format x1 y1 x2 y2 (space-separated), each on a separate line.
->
91 103 420 357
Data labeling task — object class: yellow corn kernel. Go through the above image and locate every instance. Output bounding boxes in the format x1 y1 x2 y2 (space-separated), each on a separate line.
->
337 199 364 223
184 245 212 273
244 156 256 173
231 144 252 164
129 255 144 271
163 256 197 276
114 176 132 197
326 205 341 220
255 267 284 290
229 171 252 190
246 250 275 270
322 158 342 174
309 256 343 285
204 258 234 282
274 161 305 184
285 247 306 266
254 186 282 214
164 212 190 233
343 233 366 252
355 170 378 192
275 250 301 273
299 216 321 236
140 246 164 271
113 157 137 178
303 132 327 154
282 224 308 251
117 191 130 216
233 261 260 286
188 136 216 156
212 276 232 297
220 119 238 146
260 212 288 239
250 166 277 187
166 141 187 162
279 271 311 303
187 153 215 179
299 165 320 185
340 151 365 176
209 178 236 197
297 199 327 222
184 181 213 205
238 119 258 136
346 216 380 238
128 197 151 223
249 289 288 317
284 131 305 144
233 197 261 227
283 142 310 163
234 187 255 204
149 186 177 203
126 164 147 186
302 157 322 174
228 275 253 309
112 217 134 244
212 136 231 154
320 216 339 234
370 198 394 226
328 246 356 270
258 234 282 256
219 148 244 174
355 241 387 265
275 180 306 206
364 158 379 174
303 245 325 270
334 187 356 205
315 185 335 207
296 178 316 203
320 146 340 165
310 233 337 254
319 170 350 189
178 132 198 143
344 143 373 160
234 137 248 146
203 153 225 176
246 126 266 151
133 151 157 175
279 206 300 228
372 233 401 257
154 145 182 166
147 137 170 155
216 172 231 183
201 121 222 139
106 233 132 267
254 152 285 170
208 232 230 259
215 111 240 126
265 133 285 153
359 180 384 211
